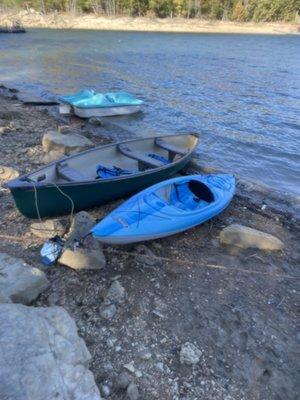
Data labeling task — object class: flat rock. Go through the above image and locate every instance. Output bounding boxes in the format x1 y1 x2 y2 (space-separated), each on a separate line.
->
42 130 93 154
0 165 19 181
180 342 202 365
30 218 68 239
0 303 101 400
219 224 284 251
58 247 106 270
66 211 96 244
0 252 49 304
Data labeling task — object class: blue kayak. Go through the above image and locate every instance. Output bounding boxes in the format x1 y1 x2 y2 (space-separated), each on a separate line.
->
92 174 235 244
58 89 95 104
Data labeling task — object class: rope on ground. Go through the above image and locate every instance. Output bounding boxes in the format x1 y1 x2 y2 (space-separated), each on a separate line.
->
103 248 298 280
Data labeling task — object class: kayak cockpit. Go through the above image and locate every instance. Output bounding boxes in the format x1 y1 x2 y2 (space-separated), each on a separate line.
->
148 179 215 212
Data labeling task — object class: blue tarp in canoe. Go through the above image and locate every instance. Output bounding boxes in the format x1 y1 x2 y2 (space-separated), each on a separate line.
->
91 174 235 244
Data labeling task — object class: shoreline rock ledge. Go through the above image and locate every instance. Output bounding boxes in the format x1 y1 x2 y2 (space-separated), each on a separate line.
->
0 303 102 400
219 224 284 251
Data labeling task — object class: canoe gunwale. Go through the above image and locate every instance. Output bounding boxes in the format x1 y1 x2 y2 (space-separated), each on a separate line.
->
4 133 199 191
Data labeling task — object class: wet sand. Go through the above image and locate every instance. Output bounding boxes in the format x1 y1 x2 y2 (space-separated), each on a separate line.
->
0 87 299 399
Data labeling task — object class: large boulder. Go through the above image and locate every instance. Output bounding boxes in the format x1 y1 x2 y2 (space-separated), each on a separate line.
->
219 224 284 251
0 165 19 181
42 130 93 154
0 303 101 400
0 253 49 304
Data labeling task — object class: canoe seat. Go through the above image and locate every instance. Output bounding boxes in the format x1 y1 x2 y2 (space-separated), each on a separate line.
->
155 138 188 161
56 162 90 182
117 144 164 169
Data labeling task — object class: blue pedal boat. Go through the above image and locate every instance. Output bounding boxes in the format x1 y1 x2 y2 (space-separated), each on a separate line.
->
72 92 143 118
92 174 235 244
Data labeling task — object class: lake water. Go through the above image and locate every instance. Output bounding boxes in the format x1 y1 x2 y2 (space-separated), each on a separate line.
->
1 29 299 198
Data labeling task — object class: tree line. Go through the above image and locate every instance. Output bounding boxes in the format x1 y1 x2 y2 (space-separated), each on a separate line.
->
2 0 299 22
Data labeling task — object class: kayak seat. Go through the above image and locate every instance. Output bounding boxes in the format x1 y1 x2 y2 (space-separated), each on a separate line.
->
169 180 214 211
117 144 164 169
154 138 189 161
56 162 90 182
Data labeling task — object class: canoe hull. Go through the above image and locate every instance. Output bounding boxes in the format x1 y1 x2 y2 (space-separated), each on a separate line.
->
8 155 191 219
73 105 141 118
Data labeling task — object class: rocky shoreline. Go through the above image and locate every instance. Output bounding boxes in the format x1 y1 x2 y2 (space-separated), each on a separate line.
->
0 87 299 399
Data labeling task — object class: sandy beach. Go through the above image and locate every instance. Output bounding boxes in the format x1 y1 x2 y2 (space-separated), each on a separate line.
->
1 11 299 34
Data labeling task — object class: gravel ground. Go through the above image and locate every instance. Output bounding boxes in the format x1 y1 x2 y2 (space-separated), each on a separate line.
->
0 89 299 400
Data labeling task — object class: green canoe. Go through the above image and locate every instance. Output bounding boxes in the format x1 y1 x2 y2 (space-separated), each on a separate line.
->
4 133 199 219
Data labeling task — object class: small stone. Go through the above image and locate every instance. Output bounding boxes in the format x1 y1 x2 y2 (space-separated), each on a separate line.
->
89 117 103 126
30 218 67 239
100 304 117 320
152 309 165 319
42 130 93 154
134 370 143 378
156 362 164 372
115 371 132 390
220 224 284 251
0 166 19 181
126 382 140 400
138 349 152 360
124 361 135 374
180 342 202 365
106 280 126 304
58 247 106 270
101 384 111 397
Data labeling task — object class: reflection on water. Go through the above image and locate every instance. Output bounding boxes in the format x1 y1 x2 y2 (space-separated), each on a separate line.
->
0 29 300 196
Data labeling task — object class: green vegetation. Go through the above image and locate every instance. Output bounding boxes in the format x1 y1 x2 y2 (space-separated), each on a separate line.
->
1 0 299 22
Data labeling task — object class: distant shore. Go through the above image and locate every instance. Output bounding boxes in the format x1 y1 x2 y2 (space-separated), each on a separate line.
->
1 11 299 34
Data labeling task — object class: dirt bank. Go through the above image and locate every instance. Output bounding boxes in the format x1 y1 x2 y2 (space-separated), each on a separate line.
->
1 11 299 34
0 88 299 399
